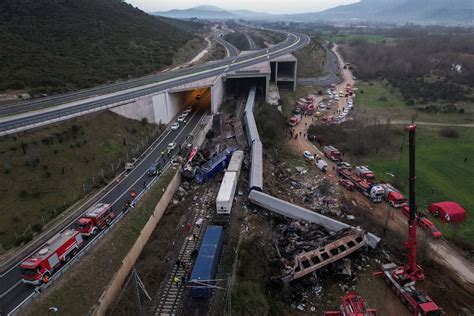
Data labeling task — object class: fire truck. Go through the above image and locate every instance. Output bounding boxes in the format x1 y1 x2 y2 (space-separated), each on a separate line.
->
338 169 384 202
20 229 84 285
75 203 115 237
324 291 376 315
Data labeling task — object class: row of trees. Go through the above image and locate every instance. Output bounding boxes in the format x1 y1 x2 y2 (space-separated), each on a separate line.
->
342 32 473 103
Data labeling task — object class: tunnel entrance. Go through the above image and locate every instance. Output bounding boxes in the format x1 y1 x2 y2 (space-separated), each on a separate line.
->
224 77 267 106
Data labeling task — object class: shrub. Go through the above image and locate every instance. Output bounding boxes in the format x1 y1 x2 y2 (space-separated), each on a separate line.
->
15 233 33 246
439 127 459 139
32 224 43 233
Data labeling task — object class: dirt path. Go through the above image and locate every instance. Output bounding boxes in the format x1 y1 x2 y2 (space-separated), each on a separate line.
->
391 120 474 128
287 45 474 293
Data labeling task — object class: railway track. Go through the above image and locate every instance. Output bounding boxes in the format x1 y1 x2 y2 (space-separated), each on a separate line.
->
150 186 214 315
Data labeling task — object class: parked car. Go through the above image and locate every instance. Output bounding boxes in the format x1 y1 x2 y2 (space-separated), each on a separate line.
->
177 114 187 122
303 151 315 160
171 122 180 130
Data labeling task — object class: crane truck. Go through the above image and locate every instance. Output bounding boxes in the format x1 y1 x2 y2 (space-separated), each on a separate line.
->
381 125 444 315
20 229 84 285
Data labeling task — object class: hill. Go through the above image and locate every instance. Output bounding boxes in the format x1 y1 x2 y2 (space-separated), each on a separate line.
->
0 0 205 96
154 5 238 20
288 0 474 25
153 5 272 20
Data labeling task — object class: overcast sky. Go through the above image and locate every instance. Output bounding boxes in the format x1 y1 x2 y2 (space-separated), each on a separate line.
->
125 0 360 14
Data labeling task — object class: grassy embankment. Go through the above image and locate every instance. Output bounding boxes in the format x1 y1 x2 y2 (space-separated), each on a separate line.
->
28 169 176 316
294 38 327 78
0 112 161 251
353 81 474 244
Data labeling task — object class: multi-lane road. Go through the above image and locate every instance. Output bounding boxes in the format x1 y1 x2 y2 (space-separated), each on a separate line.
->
0 32 309 136
0 94 210 314
0 31 309 314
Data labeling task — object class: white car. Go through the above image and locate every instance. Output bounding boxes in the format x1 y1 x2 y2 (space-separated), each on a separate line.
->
184 107 191 115
177 114 186 122
167 142 177 151
303 151 315 160
335 96 340 101
171 122 180 130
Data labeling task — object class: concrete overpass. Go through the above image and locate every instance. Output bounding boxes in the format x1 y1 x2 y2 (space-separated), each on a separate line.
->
0 32 307 136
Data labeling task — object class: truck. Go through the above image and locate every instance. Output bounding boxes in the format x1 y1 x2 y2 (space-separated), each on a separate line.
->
75 203 115 237
382 184 407 208
324 145 341 161
20 229 84 285
124 158 138 171
216 172 238 215
354 166 376 182
401 206 442 238
338 169 384 202
189 226 224 299
315 158 328 172
195 148 235 184
288 114 301 126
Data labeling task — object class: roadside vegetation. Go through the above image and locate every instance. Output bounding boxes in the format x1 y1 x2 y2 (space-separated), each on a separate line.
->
0 0 205 98
27 169 176 316
294 38 327 77
0 112 162 251
224 32 251 51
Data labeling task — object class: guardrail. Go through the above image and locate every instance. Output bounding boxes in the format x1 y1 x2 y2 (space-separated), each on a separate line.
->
0 122 171 274
7 112 210 316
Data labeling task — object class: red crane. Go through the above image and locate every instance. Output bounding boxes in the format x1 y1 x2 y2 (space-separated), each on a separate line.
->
381 124 444 315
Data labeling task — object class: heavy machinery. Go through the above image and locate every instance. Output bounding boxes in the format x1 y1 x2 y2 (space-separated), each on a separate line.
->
324 291 376 315
381 125 444 315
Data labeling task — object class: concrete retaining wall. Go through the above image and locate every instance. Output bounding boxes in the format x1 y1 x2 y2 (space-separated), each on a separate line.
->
211 76 224 113
92 170 181 315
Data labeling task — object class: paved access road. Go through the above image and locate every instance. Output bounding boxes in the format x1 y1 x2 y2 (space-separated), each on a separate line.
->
0 33 309 136
0 94 210 314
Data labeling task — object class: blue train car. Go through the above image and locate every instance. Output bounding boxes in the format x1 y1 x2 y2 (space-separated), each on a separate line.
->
190 226 224 300
195 148 235 183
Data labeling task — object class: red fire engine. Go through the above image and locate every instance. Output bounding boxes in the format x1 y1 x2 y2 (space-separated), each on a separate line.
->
20 229 84 285
75 203 115 237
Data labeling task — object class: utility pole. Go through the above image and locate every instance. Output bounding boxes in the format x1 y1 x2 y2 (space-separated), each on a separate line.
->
133 268 143 316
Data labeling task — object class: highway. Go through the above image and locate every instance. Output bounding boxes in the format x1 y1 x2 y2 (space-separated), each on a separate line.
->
0 32 310 136
0 31 309 314
214 34 239 57
0 93 210 314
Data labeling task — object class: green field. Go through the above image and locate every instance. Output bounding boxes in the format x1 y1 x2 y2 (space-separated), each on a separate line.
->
365 127 474 244
354 80 474 123
324 33 397 44
355 80 407 108
294 38 327 77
